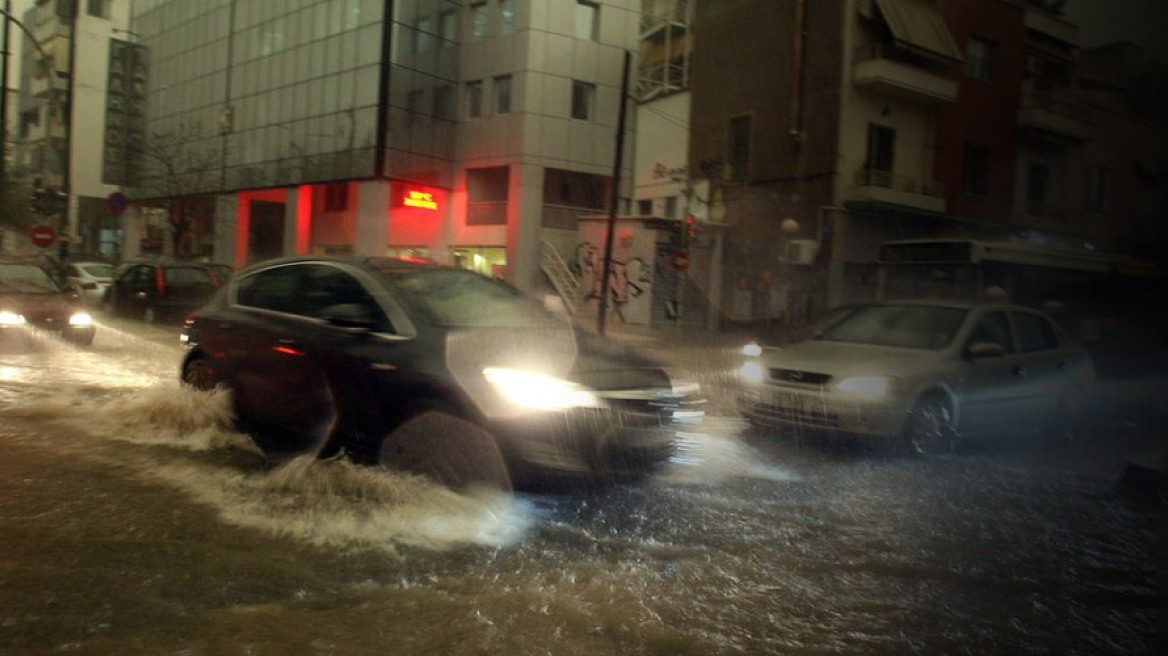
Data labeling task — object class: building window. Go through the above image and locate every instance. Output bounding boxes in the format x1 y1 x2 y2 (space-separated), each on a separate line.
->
571 81 595 120
963 144 989 197
433 85 454 119
501 0 517 34
727 115 752 182
966 37 996 82
494 75 513 114
440 10 458 46
664 195 678 219
87 0 109 19
467 80 484 117
864 123 895 185
325 183 350 212
413 16 435 53
636 199 653 215
467 167 510 225
1026 162 1049 216
471 2 489 41
576 1 599 41
1086 166 1116 213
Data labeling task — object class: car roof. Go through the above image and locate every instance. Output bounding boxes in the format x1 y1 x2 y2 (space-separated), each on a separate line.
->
870 299 1041 313
231 255 440 278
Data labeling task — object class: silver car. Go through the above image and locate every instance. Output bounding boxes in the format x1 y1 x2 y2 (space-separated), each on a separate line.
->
737 301 1096 454
63 261 115 308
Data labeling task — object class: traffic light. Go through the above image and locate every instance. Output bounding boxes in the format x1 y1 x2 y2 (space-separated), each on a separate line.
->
679 214 697 249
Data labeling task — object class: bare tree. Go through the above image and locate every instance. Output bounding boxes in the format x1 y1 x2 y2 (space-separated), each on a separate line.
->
139 122 219 257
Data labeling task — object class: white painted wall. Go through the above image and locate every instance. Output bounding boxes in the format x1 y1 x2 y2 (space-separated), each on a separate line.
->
633 91 690 218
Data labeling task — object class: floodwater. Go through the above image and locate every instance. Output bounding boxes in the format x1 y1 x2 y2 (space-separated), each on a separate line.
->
0 316 1163 655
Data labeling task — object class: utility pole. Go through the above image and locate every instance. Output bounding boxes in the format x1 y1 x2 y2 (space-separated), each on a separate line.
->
1 0 10 186
597 50 632 338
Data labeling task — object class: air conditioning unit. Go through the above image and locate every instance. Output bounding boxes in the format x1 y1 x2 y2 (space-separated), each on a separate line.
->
784 239 821 265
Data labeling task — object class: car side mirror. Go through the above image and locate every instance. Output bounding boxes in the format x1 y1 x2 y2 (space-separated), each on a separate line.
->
321 303 376 331
966 341 1005 359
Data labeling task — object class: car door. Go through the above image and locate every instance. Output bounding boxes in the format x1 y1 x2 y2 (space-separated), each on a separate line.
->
957 309 1028 437
121 265 156 318
279 263 414 449
225 263 332 444
1007 310 1075 426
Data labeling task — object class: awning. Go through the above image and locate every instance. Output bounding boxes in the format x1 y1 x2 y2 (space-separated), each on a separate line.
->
873 0 963 63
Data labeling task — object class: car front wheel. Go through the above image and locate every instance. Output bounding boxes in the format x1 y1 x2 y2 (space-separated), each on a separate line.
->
904 395 958 456
378 404 512 492
182 356 218 391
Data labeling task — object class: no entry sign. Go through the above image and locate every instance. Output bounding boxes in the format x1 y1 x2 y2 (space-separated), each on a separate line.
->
30 225 56 248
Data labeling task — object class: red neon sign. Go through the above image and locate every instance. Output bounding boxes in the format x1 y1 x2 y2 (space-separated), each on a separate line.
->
403 188 439 211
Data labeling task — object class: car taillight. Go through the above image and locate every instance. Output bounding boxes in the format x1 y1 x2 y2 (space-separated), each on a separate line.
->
81 282 98 290
155 268 166 297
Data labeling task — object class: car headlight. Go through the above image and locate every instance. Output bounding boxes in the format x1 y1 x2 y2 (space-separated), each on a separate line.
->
835 376 897 398
483 367 600 411
741 342 762 358
0 311 26 326
739 361 766 385
68 312 94 327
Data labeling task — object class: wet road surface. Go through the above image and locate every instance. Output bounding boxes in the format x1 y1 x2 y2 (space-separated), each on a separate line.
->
0 315 1164 655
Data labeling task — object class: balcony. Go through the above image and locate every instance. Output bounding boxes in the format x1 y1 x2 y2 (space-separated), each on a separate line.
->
1017 91 1092 142
1024 6 1079 46
849 169 946 214
853 44 957 105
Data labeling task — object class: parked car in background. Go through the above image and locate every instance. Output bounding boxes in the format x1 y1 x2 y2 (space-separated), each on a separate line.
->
179 256 702 491
737 301 1095 455
106 261 222 323
62 261 115 308
0 260 96 347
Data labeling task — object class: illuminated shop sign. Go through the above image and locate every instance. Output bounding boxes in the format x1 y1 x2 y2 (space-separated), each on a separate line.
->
403 189 439 211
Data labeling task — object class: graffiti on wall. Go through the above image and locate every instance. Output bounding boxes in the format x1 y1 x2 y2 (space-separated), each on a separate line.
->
571 241 653 323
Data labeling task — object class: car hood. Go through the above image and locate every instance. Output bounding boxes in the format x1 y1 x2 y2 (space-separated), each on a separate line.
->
761 339 938 379
0 291 80 318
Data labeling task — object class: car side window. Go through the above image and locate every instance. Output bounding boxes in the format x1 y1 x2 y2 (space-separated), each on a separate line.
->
968 311 1015 353
132 266 154 288
298 265 393 332
235 265 303 313
1013 312 1059 353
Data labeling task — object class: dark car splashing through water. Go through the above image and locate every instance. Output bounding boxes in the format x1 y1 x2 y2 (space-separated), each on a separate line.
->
179 256 703 491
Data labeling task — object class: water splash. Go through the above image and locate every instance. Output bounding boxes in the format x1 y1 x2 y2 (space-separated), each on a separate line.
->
152 456 534 553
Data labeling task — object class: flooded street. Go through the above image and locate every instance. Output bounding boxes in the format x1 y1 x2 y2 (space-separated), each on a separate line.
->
1 318 1164 655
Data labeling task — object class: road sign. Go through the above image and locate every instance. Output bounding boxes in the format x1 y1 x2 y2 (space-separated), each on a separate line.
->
107 192 129 214
670 252 690 271
30 225 56 248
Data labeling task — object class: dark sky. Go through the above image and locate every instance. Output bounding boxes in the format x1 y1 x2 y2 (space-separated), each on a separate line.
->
1064 0 1168 61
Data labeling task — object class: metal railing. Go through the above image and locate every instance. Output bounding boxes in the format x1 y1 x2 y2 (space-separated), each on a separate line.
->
540 240 586 316
856 169 944 197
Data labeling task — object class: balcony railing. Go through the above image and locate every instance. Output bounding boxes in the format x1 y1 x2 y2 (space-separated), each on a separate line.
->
856 169 944 197
1019 91 1090 121
640 1 692 33
853 42 952 73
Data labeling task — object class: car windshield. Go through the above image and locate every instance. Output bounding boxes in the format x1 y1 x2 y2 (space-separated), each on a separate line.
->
815 305 968 350
80 264 114 278
381 268 562 328
0 264 62 294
